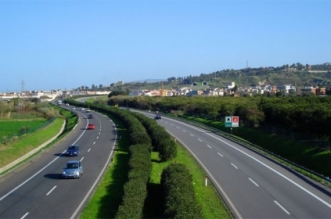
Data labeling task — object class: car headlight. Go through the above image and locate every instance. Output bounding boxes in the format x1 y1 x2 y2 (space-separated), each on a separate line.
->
74 171 79 175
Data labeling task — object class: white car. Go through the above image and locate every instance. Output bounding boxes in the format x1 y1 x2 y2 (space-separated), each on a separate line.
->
62 160 83 179
81 108 85 111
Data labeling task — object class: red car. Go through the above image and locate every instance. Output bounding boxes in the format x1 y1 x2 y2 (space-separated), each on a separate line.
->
87 123 95 130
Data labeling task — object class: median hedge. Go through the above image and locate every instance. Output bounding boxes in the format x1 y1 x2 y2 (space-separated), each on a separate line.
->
115 144 152 219
132 112 177 162
161 163 203 218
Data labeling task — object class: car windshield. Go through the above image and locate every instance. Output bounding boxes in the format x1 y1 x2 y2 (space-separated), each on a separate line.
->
68 146 77 150
67 163 79 169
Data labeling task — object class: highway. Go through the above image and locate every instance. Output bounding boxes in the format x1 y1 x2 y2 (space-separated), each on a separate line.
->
0 107 117 219
139 111 331 218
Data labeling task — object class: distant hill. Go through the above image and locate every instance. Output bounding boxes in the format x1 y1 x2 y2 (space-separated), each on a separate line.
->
128 79 167 83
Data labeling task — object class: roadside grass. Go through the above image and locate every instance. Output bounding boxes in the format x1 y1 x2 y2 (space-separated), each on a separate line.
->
81 113 231 219
80 117 130 219
0 119 48 140
0 118 64 168
143 145 232 219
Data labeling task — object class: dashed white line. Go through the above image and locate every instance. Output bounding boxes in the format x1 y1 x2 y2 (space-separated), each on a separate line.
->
183 130 186 132
249 178 259 187
97 136 99 139
21 212 29 219
274 200 290 215
93 142 96 145
80 157 84 162
231 163 238 169
46 186 57 196
98 132 100 135
190 134 194 137
87 148 91 152
207 145 212 148
176 127 180 129
217 152 223 157
198 139 202 142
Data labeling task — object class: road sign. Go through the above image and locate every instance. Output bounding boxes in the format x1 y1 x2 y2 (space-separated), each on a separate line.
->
232 116 239 127
225 116 232 127
225 116 239 127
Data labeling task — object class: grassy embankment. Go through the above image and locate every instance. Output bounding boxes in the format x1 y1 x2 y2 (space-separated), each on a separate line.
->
80 113 231 219
0 118 64 168
0 106 77 171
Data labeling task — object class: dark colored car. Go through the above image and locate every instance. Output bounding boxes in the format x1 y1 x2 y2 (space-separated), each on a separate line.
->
66 145 80 156
154 114 161 120
62 160 83 179
88 123 95 130
88 114 93 119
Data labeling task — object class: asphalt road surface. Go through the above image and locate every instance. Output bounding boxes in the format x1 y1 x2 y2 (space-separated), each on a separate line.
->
0 107 117 219
139 110 331 218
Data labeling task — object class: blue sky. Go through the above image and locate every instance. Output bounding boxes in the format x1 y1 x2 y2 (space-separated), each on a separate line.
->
1 0 330 92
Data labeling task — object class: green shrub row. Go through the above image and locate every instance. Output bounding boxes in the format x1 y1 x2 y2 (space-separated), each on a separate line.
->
132 112 177 162
161 163 203 219
65 99 152 218
115 144 152 219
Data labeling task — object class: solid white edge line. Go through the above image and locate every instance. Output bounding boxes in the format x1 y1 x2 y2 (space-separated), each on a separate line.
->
248 178 259 187
0 128 85 202
163 116 331 209
165 130 242 219
46 186 57 196
70 120 117 219
20 212 29 219
274 200 291 215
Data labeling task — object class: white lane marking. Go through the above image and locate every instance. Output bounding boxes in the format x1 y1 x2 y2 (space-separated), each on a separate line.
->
21 212 29 219
93 142 96 145
98 132 101 135
88 148 91 152
198 139 202 142
183 130 186 132
46 186 57 196
190 134 194 137
274 200 290 215
71 119 118 219
176 127 180 129
97 136 99 139
0 126 87 202
171 124 174 126
218 152 223 157
164 117 331 209
231 163 238 169
80 157 84 162
207 145 212 148
162 129 242 219
249 178 259 187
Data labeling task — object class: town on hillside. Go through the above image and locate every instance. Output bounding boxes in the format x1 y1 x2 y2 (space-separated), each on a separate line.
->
1 62 331 100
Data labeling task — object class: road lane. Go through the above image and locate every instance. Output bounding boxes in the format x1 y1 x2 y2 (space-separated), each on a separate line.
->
140 111 331 218
0 109 117 218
